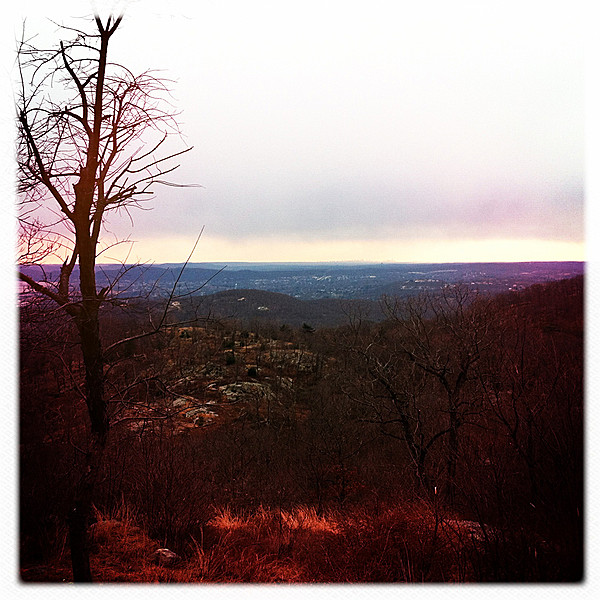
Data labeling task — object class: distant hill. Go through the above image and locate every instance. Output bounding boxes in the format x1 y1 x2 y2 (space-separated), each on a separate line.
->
185 288 384 328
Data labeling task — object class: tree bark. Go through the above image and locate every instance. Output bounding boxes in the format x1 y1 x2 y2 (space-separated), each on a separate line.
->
446 407 459 505
68 303 108 582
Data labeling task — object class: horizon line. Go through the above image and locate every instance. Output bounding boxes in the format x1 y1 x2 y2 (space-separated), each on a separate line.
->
26 259 586 267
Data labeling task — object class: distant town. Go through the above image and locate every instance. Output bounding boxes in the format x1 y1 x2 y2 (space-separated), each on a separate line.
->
20 260 585 302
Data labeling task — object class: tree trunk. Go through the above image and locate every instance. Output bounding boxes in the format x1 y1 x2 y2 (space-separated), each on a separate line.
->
68 302 108 582
68 433 105 582
446 406 459 505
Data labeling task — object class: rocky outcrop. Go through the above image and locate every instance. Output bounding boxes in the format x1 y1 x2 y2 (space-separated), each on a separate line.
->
218 381 275 403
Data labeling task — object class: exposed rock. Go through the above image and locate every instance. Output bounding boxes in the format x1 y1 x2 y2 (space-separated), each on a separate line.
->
218 381 274 403
185 406 210 418
277 376 294 389
151 548 180 567
184 406 217 426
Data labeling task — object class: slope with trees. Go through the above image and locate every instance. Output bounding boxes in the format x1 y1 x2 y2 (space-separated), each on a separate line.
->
20 274 584 582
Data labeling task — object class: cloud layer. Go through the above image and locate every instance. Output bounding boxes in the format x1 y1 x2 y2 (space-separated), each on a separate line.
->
16 0 586 262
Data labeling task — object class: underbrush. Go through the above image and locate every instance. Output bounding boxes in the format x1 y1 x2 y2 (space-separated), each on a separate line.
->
21 499 567 583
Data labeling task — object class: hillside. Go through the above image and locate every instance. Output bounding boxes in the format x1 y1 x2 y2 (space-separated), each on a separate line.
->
189 288 384 327
20 276 583 582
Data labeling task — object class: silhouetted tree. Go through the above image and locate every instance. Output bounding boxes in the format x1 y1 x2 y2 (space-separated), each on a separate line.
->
17 14 192 581
342 286 494 501
382 287 494 502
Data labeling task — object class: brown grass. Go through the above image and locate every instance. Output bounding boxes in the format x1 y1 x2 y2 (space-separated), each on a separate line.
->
20 501 512 583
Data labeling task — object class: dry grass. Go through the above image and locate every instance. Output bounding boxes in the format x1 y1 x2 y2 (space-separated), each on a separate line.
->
21 501 522 583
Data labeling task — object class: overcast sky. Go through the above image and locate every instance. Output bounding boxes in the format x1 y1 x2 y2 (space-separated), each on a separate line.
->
7 0 587 263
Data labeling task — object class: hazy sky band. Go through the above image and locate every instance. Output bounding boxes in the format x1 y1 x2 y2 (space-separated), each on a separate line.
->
13 0 585 263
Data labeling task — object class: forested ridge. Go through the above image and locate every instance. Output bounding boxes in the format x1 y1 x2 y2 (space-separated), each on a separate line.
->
20 275 583 582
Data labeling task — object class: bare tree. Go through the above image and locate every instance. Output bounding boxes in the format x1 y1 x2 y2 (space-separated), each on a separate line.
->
16 14 193 581
380 286 495 503
342 286 494 502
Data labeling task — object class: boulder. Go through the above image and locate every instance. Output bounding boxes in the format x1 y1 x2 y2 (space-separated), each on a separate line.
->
151 547 180 567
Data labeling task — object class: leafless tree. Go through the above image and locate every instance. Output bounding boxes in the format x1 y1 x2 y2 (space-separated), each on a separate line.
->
381 287 494 502
16 14 193 581
342 286 495 502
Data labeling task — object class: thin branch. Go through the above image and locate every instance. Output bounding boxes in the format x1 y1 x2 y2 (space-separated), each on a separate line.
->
103 230 208 356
